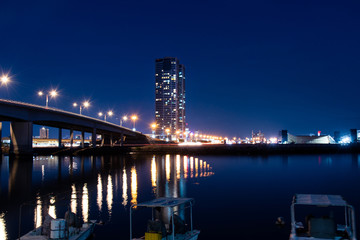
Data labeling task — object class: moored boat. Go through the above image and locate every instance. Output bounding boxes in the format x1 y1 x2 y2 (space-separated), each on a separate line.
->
18 212 96 240
130 197 200 240
290 194 357 240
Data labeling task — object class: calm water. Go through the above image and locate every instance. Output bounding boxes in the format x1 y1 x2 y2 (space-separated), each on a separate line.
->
1 153 360 239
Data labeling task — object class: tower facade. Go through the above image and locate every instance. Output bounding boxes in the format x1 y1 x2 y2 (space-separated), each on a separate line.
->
155 57 186 139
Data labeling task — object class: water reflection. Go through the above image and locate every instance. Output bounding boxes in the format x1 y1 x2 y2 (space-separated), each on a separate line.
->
0 213 7 240
34 196 42 228
0 154 215 239
107 175 113 216
97 175 102 211
82 183 89 222
48 196 56 219
122 168 128 206
71 184 77 214
131 166 137 206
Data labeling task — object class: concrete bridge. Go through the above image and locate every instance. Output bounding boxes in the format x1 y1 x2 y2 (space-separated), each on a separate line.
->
0 99 148 154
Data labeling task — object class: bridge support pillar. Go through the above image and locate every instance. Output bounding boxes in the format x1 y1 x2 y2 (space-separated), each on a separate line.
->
10 121 33 155
0 122 2 151
92 129 97 148
70 129 74 148
58 128 62 147
110 133 113 147
81 131 85 148
120 132 124 146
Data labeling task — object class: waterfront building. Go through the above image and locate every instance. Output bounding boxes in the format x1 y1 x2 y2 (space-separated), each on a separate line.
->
155 57 186 139
40 127 49 139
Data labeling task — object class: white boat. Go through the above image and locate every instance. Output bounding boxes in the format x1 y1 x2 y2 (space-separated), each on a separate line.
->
130 197 200 240
290 194 357 240
18 217 96 240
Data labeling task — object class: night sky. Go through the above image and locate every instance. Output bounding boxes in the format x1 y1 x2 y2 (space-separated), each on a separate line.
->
1 0 359 138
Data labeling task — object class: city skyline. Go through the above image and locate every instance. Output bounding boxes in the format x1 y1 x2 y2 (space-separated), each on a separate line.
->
1 1 360 138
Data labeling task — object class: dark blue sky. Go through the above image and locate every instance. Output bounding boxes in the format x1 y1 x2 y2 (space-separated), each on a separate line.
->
1 0 359 138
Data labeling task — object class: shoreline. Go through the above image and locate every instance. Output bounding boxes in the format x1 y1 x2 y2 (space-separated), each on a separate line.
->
2 143 358 156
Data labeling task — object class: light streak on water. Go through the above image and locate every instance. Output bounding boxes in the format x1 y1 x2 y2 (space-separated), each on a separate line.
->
71 184 77 214
107 175 113 216
151 156 157 188
122 168 128 206
176 155 181 180
184 156 188 179
82 183 89 222
97 174 102 211
131 166 137 206
35 196 42 228
0 213 7 240
49 196 56 219
166 155 171 182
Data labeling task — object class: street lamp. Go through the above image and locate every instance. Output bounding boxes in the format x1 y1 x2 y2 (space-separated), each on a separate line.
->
120 115 128 126
151 123 156 138
99 111 113 122
38 89 58 108
0 74 10 86
165 128 170 142
131 115 137 131
73 101 90 115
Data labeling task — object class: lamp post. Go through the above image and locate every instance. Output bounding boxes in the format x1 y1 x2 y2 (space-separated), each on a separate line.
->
151 123 156 138
99 111 113 122
73 101 90 115
38 89 58 108
131 115 137 131
120 116 128 126
165 128 170 142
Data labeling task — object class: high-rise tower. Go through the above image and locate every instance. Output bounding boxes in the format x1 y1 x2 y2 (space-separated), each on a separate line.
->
155 57 186 139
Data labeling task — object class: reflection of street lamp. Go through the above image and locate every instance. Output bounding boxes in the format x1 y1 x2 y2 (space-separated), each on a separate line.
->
38 89 58 108
120 115 128 126
73 101 90 115
151 123 156 138
131 115 137 131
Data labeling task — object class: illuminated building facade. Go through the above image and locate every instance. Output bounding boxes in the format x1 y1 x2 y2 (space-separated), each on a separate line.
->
40 127 49 139
155 57 186 139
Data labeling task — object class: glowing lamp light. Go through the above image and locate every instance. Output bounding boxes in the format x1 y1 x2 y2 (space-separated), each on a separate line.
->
38 91 44 96
83 101 90 108
50 90 58 97
98 112 103 117
73 102 78 107
0 75 10 85
108 111 113 116
131 115 137 121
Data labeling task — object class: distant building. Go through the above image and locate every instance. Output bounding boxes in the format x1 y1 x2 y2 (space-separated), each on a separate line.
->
40 127 49 139
288 133 335 144
155 57 186 139
252 130 265 143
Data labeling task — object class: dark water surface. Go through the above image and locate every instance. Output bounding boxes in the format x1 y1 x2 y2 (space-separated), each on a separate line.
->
1 153 360 239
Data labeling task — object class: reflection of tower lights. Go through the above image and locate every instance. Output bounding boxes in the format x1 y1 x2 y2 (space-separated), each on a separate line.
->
190 157 194 178
184 156 188 179
151 157 157 188
195 158 199 178
107 175 113 216
166 155 171 182
82 183 89 223
131 166 138 206
200 160 203 177
0 213 7 240
97 175 102 211
35 196 42 228
122 168 128 206
49 196 56 219
41 165 45 182
71 184 77 214
176 155 181 180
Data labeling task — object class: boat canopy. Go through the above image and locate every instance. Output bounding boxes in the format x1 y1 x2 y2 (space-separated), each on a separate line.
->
133 197 194 208
293 194 348 207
